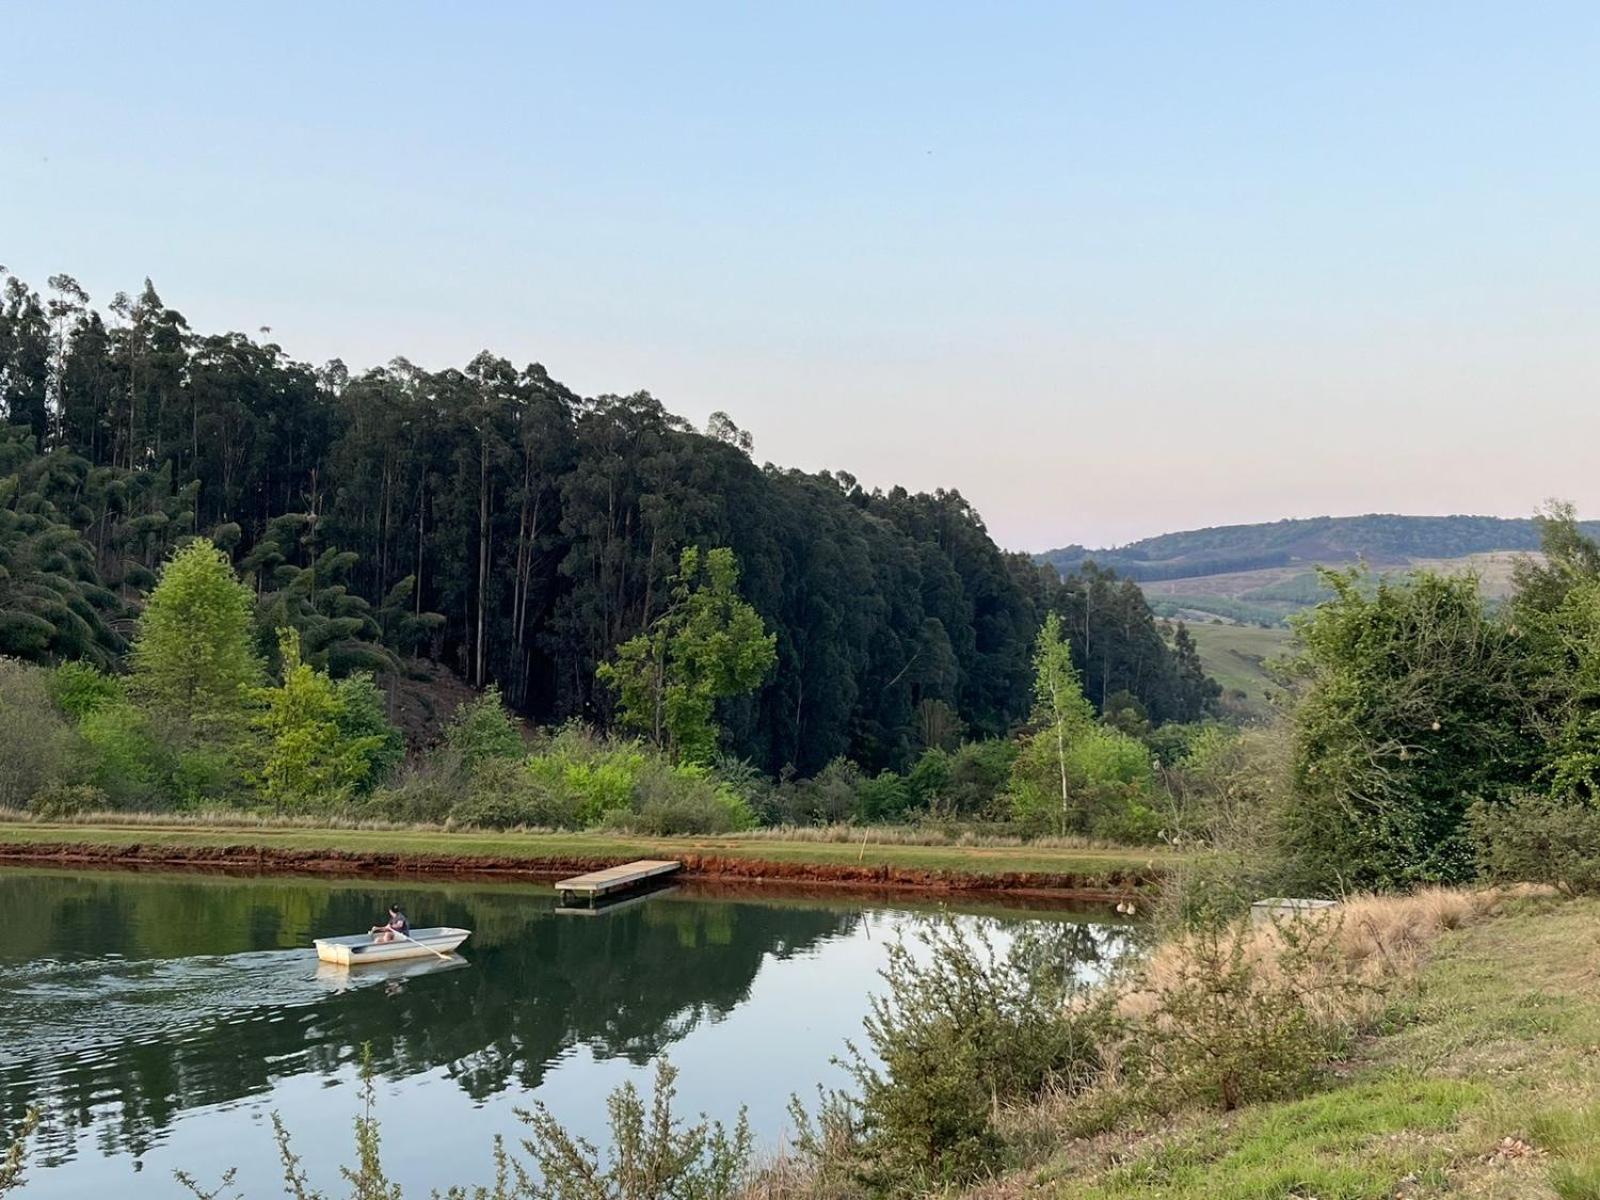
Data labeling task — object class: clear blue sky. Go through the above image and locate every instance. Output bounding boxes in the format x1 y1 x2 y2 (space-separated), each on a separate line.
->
5 3 1598 549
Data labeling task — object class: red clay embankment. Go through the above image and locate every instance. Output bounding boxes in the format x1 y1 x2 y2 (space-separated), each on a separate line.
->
0 838 1158 900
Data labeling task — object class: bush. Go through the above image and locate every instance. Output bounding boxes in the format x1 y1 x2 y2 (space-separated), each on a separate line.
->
855 771 914 823
449 757 576 830
1122 914 1366 1112
1011 724 1155 838
1155 725 1300 930
0 659 74 809
600 762 755 835
79 701 167 808
334 673 405 791
27 783 110 818
1471 792 1600 895
928 740 1017 818
1287 570 1533 889
48 660 123 720
762 758 864 826
362 762 459 825
838 917 1106 1190
445 684 525 770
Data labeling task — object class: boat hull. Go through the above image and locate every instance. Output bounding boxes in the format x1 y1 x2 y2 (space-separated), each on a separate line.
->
313 926 471 966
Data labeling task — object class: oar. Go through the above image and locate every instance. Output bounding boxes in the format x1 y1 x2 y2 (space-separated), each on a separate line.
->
379 927 453 962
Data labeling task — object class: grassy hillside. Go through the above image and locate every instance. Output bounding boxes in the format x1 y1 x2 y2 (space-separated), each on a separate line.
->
1163 621 1292 718
997 892 1600 1198
1039 514 1582 585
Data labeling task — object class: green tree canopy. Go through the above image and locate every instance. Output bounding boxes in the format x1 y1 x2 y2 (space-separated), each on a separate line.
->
254 627 392 809
129 537 263 738
599 546 777 763
1286 569 1536 888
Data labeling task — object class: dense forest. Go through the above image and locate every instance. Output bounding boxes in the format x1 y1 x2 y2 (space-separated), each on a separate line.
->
1040 513 1600 582
0 270 1214 775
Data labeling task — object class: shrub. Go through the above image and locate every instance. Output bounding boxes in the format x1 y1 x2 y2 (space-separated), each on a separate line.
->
1155 725 1299 930
1286 569 1533 889
48 660 123 720
519 1059 752 1200
839 917 1106 1190
0 659 74 809
169 746 239 809
937 740 1018 818
1471 792 1600 895
362 762 458 825
205 1055 751 1200
762 758 864 826
445 684 525 770
449 757 576 830
79 701 167 808
255 628 395 811
1121 914 1369 1113
335 673 405 790
1011 724 1155 838
855 771 914 823
27 783 110 818
600 762 755 835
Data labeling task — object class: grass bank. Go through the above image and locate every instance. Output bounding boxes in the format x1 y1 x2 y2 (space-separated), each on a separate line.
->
981 890 1600 1198
0 815 1172 895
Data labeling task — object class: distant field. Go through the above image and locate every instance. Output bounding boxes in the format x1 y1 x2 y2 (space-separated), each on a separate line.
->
1169 621 1293 718
1142 550 1531 629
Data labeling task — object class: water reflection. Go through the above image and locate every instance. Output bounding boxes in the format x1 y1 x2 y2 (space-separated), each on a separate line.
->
0 867 1131 1193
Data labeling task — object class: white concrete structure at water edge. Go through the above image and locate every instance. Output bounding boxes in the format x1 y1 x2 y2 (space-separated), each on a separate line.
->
1250 897 1339 925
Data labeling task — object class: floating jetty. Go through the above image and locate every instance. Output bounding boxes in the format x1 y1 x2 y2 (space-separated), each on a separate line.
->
555 859 682 907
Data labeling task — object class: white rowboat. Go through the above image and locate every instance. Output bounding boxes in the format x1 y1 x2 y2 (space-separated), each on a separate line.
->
313 926 471 966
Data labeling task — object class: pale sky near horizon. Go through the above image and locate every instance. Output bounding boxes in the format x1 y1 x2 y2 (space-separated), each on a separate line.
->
4 3 1598 551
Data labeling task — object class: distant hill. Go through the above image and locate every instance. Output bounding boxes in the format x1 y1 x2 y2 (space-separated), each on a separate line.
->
1039 514 1600 583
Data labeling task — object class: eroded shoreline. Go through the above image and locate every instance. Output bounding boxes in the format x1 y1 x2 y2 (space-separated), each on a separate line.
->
0 838 1156 902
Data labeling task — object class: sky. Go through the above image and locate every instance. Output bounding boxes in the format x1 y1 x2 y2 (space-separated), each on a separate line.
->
4 3 1598 551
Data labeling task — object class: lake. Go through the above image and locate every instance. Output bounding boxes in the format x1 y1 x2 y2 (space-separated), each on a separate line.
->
0 866 1132 1197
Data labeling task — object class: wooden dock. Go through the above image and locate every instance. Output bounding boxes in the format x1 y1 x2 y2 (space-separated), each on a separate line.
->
555 860 682 906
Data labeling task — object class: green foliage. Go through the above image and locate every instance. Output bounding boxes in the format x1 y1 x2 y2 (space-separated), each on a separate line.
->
599 546 777 764
26 782 110 817
0 658 74 808
516 1059 752 1200
130 538 264 740
1286 569 1534 889
1008 621 1156 837
422 725 755 835
445 685 525 771
48 659 123 719
79 700 165 807
1155 726 1299 928
761 757 865 825
838 917 1106 1191
1470 793 1600 896
335 674 405 789
255 628 394 810
1017 612 1097 832
1126 917 1365 1113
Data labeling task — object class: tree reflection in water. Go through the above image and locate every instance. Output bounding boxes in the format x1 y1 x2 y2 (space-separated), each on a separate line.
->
0 868 1127 1181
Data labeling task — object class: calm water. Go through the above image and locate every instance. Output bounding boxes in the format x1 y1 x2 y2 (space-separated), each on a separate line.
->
0 867 1131 1197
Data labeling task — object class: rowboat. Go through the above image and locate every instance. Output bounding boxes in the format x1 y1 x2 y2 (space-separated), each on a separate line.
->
313 926 471 966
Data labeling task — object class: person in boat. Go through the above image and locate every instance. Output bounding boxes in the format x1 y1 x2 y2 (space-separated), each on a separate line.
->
370 904 411 943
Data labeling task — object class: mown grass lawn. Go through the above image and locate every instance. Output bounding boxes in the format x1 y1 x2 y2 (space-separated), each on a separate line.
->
0 819 1174 882
1004 893 1600 1199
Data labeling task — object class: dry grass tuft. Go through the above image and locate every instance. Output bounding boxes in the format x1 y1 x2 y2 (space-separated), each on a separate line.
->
1119 886 1511 1027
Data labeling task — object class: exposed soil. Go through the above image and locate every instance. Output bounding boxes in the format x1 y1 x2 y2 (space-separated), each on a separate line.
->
0 839 1156 901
